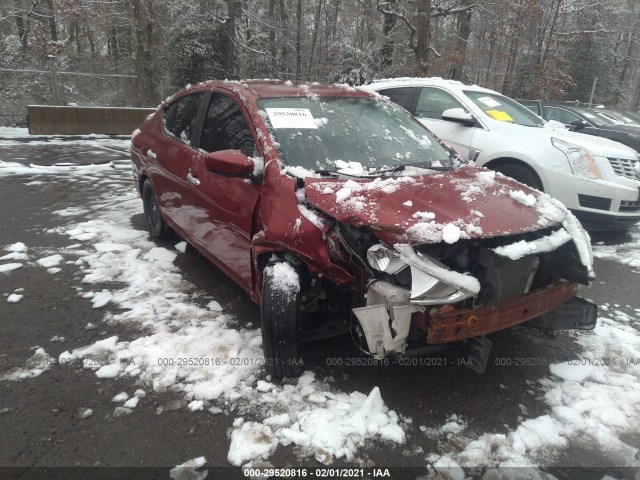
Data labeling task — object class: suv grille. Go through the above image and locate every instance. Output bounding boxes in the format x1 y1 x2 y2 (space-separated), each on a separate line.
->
607 157 640 180
620 200 640 212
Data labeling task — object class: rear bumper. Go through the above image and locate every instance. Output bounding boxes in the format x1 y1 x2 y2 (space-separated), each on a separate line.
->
427 280 579 344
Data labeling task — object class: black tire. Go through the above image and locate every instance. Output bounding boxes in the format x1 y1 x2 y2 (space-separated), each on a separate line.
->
493 163 544 191
261 261 304 378
142 180 170 239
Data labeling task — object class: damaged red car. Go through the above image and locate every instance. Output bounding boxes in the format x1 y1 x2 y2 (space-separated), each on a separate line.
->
131 80 597 378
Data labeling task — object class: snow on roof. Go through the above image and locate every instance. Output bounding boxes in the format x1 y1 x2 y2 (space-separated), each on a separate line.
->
364 77 499 95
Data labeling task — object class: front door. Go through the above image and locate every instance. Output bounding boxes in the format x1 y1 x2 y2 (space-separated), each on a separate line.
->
182 92 262 292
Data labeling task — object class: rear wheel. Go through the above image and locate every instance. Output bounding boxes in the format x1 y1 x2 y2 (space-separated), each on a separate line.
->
142 180 170 239
493 163 543 191
261 260 304 378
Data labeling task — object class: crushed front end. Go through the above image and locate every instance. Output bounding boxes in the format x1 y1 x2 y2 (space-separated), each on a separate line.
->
339 216 597 370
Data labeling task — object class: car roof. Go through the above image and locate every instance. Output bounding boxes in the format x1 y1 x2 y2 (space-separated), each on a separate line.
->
365 77 499 95
168 79 373 104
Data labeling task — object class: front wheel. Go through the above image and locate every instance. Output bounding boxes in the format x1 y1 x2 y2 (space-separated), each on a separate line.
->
261 260 304 378
493 163 543 191
142 180 170 239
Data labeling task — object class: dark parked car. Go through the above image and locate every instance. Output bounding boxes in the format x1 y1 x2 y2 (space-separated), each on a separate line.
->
131 80 596 378
521 100 640 156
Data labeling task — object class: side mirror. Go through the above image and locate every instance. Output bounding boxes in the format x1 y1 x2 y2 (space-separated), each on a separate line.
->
442 108 476 126
205 149 257 178
570 119 589 129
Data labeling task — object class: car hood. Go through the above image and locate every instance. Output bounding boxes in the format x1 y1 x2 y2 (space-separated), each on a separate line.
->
304 164 567 246
485 119 639 159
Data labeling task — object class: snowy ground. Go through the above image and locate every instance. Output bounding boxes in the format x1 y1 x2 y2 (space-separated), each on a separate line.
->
1 129 639 477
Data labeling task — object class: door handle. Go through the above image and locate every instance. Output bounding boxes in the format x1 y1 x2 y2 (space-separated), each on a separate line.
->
147 149 157 160
187 172 200 186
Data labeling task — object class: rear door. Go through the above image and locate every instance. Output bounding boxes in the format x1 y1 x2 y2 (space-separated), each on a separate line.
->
151 92 206 230
182 91 262 292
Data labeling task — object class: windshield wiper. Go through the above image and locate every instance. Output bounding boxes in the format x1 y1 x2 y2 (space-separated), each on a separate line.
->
315 169 339 177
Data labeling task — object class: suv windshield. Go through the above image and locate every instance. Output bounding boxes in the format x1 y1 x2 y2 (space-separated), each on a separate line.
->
464 91 545 127
258 97 453 174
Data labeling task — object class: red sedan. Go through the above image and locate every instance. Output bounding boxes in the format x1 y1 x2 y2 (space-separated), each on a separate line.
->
131 80 597 378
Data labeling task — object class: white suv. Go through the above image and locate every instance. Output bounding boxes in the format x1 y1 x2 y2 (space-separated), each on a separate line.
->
363 78 640 231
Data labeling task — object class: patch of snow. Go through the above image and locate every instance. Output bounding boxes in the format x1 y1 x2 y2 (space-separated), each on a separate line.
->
509 190 536 207
0 348 52 381
169 456 208 480
36 254 64 268
492 228 572 260
175 241 187 253
7 293 23 303
0 263 22 273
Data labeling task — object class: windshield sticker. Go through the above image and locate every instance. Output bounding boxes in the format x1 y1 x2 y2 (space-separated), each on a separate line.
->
266 108 318 129
486 110 514 122
477 96 502 108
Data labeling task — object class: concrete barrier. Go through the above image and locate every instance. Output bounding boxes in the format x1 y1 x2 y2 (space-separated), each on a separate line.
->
27 105 156 135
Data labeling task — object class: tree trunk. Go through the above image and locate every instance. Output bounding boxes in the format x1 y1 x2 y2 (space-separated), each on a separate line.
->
278 0 288 69
448 0 473 80
222 0 237 78
14 0 29 50
308 0 323 70
295 0 303 79
413 0 431 76
381 0 397 68
44 0 57 42
268 0 277 67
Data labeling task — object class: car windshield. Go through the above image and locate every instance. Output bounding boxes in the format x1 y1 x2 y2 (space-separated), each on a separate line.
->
464 91 545 127
573 108 617 127
258 96 454 175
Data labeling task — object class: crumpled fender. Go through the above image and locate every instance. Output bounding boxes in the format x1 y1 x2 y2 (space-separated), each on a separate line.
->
249 163 354 301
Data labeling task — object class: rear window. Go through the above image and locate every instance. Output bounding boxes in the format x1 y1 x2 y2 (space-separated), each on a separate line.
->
163 93 204 144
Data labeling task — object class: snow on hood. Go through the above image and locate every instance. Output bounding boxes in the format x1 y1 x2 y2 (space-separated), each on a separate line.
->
304 165 567 245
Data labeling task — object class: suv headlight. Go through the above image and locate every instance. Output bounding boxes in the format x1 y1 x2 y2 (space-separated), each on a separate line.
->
551 137 602 180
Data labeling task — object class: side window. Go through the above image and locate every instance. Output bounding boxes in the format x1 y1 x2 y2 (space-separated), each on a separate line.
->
378 88 416 111
551 107 581 124
163 93 204 145
415 87 464 120
200 94 255 156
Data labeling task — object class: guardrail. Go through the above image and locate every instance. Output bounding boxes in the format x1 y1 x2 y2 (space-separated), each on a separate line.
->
27 105 156 135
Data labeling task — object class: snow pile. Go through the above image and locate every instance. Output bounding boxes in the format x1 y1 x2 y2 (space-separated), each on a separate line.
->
0 263 22 273
228 374 405 466
264 261 300 299
0 348 52 381
492 228 572 260
169 456 208 480
427 308 640 470
509 190 536 207
7 293 23 303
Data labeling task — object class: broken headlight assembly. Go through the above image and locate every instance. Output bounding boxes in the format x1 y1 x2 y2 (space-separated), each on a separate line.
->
366 244 478 305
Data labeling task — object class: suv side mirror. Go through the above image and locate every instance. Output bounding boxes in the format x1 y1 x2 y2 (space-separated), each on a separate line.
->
442 108 476 127
205 149 258 178
570 119 589 129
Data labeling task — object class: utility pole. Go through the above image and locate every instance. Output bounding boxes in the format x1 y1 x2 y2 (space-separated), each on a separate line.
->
47 55 63 106
588 77 598 108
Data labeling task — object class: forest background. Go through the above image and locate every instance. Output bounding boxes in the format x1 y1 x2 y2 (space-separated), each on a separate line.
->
1 0 639 125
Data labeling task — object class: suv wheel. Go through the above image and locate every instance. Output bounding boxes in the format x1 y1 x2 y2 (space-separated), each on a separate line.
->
494 164 543 191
